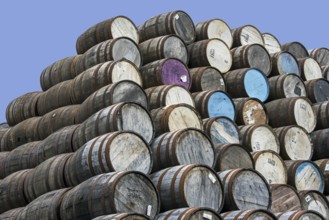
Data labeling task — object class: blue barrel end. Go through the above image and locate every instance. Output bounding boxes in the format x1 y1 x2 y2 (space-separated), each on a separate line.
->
207 91 236 120
244 68 270 102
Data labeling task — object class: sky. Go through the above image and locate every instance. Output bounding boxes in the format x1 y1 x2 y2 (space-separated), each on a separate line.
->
0 1 328 123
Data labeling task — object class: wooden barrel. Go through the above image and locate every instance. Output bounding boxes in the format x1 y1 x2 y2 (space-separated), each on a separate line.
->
268 74 306 101
225 68 269 102
37 80 73 116
219 168 271 211
276 210 325 220
322 65 329 80
313 102 329 130
0 123 9 128
193 90 236 120
65 131 152 186
60 172 160 220
0 152 9 178
299 190 329 219
187 39 232 73
189 67 226 92
71 60 142 104
270 51 300 76
151 164 224 212
78 80 148 123
37 105 80 140
0 169 30 214
213 143 254 172
195 18 233 49
285 160 324 192
233 98 268 125
0 207 24 220
18 188 71 220
138 10 195 44
156 208 222 220
231 44 272 76
239 124 280 153
222 210 276 220
309 48 329 66
232 25 264 47
0 128 11 152
314 159 329 195
139 58 191 89
23 153 72 202
203 116 240 145
6 92 41 126
262 32 281 54
40 55 81 91
145 85 194 110
274 126 313 160
281 42 309 59
252 150 287 184
73 103 154 150
76 16 139 54
304 78 329 103
265 97 316 133
270 184 302 213
298 57 323 80
310 129 329 160
139 35 188 65
151 128 214 172
93 213 150 220
150 104 202 137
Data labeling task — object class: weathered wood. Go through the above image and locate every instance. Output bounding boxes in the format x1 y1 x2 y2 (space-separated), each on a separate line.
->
299 190 329 219
65 131 152 186
60 172 160 220
23 153 73 202
151 128 214 172
138 10 195 44
0 123 9 128
233 98 268 125
313 102 329 129
310 129 329 160
274 126 313 160
270 51 300 76
252 150 287 184
276 210 325 220
213 143 254 172
262 32 281 54
265 97 316 133
314 159 329 195
309 48 329 66
189 67 226 92
195 18 233 49
221 210 277 220
151 164 224 212
0 152 9 179
218 168 271 211
225 68 269 102
93 213 150 220
285 160 324 192
239 124 280 153
281 42 309 59
76 16 139 54
78 81 148 123
203 116 240 145
322 65 329 80
145 85 194 110
231 44 272 76
232 25 264 47
73 103 154 150
139 35 188 65
304 78 329 103
150 104 202 137
6 92 41 126
140 58 191 89
187 39 232 73
0 128 11 151
71 60 142 104
156 207 222 220
193 90 235 120
0 207 24 220
298 58 323 80
270 184 302 213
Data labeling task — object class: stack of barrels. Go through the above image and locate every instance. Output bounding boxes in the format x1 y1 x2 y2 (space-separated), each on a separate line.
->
1 10 329 220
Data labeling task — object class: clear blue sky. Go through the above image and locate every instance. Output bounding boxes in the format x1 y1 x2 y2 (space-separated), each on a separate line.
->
0 1 328 123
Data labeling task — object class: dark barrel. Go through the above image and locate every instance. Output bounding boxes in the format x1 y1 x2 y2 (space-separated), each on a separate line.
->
322 65 329 80
233 98 268 125
231 44 272 76
0 128 11 152
309 48 329 66
299 190 329 219
265 97 316 133
6 92 41 126
189 67 226 92
93 213 150 220
195 18 233 49
225 68 269 102
232 25 264 47
150 128 214 172
270 184 302 213
139 35 188 65
276 210 325 220
268 74 306 101
76 16 139 54
156 208 222 220
193 90 235 120
281 41 309 59
187 39 232 74
304 78 329 103
221 210 276 220
150 164 224 212
270 51 300 76
60 172 160 220
139 58 191 89
65 131 152 187
262 32 281 54
298 57 323 80
0 152 9 179
311 129 329 160
314 159 329 195
78 81 148 123
0 207 24 220
213 143 254 172
138 10 195 44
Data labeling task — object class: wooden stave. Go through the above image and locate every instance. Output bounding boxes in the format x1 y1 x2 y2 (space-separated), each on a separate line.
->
322 65 329 80
270 184 302 213
221 209 277 220
298 190 329 219
189 66 226 92
298 57 323 81
270 51 301 77
232 25 265 48
281 42 309 59
313 101 329 130
314 159 329 195
0 152 10 179
156 207 222 220
0 207 24 220
304 78 329 103
311 129 329 160
93 213 150 220
262 32 282 54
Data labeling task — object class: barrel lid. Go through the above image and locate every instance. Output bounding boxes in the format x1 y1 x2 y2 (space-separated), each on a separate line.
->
171 11 196 44
310 48 329 66
281 41 309 59
205 38 232 73
161 58 191 89
276 51 301 76
239 97 268 125
163 35 188 64
293 161 325 192
309 78 329 103
262 32 281 54
204 116 239 144
243 68 269 102
111 37 142 68
245 44 272 76
292 97 316 132
111 16 139 44
110 59 143 86
299 190 329 219
236 25 264 46
164 85 195 108
206 91 236 120
299 58 323 80
282 73 307 98
270 184 302 213
206 19 233 49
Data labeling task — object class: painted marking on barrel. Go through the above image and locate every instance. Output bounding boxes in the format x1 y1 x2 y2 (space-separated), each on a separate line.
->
209 173 216 183
209 49 215 58
325 163 329 171
147 205 152 216
175 14 180 20
220 79 224 85
305 195 312 203
203 213 213 219
180 75 187 82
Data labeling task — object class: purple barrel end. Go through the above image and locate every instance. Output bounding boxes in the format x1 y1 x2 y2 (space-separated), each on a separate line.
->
161 59 191 89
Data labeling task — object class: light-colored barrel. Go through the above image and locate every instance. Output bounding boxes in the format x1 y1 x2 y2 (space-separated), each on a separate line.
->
277 210 325 220
0 207 24 220
299 190 329 219
156 208 222 220
233 98 268 126
222 209 277 220
304 78 329 103
309 48 329 66
93 213 150 220
281 42 309 59
232 25 264 47
298 57 323 80
270 51 300 76
311 129 329 160
262 32 281 54
270 184 302 213
314 159 329 195
189 67 226 92
313 101 329 130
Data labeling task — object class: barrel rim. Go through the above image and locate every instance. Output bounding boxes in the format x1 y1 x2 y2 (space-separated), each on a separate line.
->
170 10 196 44
281 41 310 57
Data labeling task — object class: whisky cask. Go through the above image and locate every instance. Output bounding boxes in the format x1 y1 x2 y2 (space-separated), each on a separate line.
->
189 67 226 92
310 129 329 160
234 98 268 125
0 152 9 179
322 65 329 80
281 42 309 59
232 25 264 47
156 208 222 220
299 190 329 219
270 184 302 213
298 57 323 80
270 51 300 76
262 32 281 54
313 101 329 130
276 210 325 220
0 207 24 220
93 213 150 220
314 159 329 195
304 78 329 103
309 48 329 66
222 210 276 220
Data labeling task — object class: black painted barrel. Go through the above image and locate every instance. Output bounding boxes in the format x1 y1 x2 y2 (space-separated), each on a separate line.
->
311 129 329 160
309 48 329 66
222 210 277 220
298 57 323 80
270 51 300 76
156 208 222 220
232 25 264 47
299 190 329 219
262 32 281 54
281 41 309 59
189 67 226 92
233 98 268 125
270 184 302 213
304 78 329 103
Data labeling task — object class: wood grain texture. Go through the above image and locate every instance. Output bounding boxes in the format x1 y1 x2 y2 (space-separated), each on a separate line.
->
270 51 301 76
313 101 329 130
0 152 10 179
156 207 222 220
262 32 281 54
232 25 264 47
322 65 329 80
304 78 329 103
281 42 309 59
0 128 11 152
234 98 268 126
276 210 325 220
314 159 329 195
189 67 226 92
298 58 323 81
0 207 24 220
309 48 329 66
299 190 329 219
311 129 329 160
270 184 302 213
221 210 277 220
93 213 150 220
